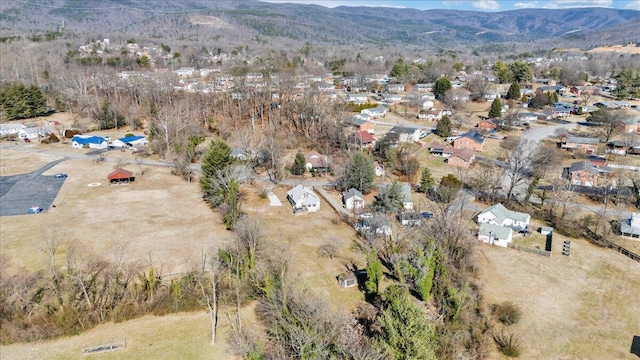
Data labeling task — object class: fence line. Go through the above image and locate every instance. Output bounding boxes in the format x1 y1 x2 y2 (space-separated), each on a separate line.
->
507 243 551 257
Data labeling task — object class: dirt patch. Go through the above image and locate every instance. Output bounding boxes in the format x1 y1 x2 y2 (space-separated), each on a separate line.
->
189 15 232 29
587 43 640 55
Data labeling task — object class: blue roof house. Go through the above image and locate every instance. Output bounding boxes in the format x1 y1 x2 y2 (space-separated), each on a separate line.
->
71 135 108 149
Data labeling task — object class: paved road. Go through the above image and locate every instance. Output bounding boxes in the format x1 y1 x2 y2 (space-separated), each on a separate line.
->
0 158 69 216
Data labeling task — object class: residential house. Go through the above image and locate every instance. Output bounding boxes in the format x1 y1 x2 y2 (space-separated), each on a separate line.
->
343 188 365 211
446 149 476 168
452 131 485 151
305 151 332 172
484 92 501 101
421 100 434 109
561 136 600 154
287 185 320 213
385 84 405 92
478 223 513 248
477 203 531 230
71 135 108 149
620 212 640 238
397 212 422 226
347 117 375 133
415 83 433 92
621 114 640 133
588 155 607 167
174 67 196 77
450 89 471 102
18 127 48 140
418 109 444 121
562 160 611 187
421 92 436 101
383 93 403 104
351 131 376 149
245 72 264 81
607 140 635 156
518 112 539 123
360 105 387 119
346 93 368 104
428 143 455 157
111 135 147 149
0 123 25 136
476 120 497 130
389 126 422 143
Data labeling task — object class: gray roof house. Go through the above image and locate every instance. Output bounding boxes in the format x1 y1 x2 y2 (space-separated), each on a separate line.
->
478 223 513 248
477 203 530 230
343 188 365 211
287 185 320 213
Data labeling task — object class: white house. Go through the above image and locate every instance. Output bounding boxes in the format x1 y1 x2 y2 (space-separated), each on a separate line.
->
343 188 365 211
346 93 368 104
389 126 422 143
478 223 513 247
174 67 196 77
0 123 25 136
477 203 530 230
71 135 108 149
379 183 413 210
111 135 147 149
287 185 320 213
360 105 387 119
19 127 48 140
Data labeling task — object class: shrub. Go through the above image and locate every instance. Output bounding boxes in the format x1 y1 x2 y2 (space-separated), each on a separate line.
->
493 301 522 326
493 330 521 357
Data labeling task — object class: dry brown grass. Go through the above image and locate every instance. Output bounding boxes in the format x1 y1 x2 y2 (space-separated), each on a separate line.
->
0 148 225 275
478 231 640 359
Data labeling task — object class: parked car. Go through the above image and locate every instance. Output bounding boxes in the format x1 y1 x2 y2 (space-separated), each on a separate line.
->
419 212 434 219
27 207 43 214
23 138 31 143
54 173 68 178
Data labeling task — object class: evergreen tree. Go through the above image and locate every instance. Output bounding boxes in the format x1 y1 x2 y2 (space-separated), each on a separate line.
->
371 181 405 213
506 82 521 100
493 61 511 84
223 179 241 230
433 77 451 101
377 285 437 360
435 115 452 137
488 98 502 119
291 152 306 175
344 151 376 194
418 167 434 193
200 139 234 207
0 83 48 120
365 251 383 296
508 60 533 84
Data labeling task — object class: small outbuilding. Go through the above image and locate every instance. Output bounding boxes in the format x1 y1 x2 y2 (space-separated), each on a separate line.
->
337 272 358 288
108 168 135 185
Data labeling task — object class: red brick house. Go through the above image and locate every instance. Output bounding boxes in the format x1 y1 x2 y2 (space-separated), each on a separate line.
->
452 131 485 151
447 149 476 168
476 120 497 130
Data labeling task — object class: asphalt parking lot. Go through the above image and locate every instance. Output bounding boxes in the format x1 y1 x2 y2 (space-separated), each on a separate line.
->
0 158 68 216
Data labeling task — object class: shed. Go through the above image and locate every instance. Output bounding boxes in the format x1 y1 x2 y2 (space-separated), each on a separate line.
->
108 168 135 185
539 226 554 235
337 272 358 288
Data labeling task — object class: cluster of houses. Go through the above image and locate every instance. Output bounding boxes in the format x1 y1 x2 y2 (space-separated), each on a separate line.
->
71 134 147 150
0 123 51 140
427 131 485 168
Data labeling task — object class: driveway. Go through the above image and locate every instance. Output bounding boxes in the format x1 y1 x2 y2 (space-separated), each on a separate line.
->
0 158 68 216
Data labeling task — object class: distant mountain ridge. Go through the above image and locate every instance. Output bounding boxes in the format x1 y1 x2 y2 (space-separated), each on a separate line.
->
2 0 640 48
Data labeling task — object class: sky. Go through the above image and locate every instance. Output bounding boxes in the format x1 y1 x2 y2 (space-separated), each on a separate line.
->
259 0 640 11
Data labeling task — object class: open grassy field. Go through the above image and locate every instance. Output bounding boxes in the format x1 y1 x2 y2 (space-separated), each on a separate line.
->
0 147 225 275
478 232 640 359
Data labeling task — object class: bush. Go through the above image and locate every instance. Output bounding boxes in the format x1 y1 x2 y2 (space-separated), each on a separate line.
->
493 330 521 357
493 301 522 326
